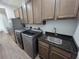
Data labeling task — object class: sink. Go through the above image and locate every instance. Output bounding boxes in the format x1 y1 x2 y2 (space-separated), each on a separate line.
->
47 36 62 45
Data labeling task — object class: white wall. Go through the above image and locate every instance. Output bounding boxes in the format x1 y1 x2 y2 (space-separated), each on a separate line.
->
0 4 15 28
73 19 79 59
26 19 77 36
0 4 15 19
73 19 79 47
0 13 8 33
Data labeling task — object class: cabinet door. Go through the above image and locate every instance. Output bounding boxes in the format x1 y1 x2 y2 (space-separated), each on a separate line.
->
14 9 20 18
22 4 28 24
32 0 42 24
57 0 79 18
50 51 69 59
41 0 55 20
38 41 49 59
50 47 71 59
27 1 33 24
19 7 24 22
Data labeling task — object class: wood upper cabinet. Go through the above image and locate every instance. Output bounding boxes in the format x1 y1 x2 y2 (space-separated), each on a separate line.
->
22 4 28 24
19 7 24 22
32 0 42 24
26 1 33 24
17 0 79 24
41 0 55 20
14 9 20 18
57 0 79 18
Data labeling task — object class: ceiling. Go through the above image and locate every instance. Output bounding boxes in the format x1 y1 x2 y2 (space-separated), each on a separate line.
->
0 0 26 8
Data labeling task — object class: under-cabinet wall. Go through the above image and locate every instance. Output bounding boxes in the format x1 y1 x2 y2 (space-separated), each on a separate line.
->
26 19 77 36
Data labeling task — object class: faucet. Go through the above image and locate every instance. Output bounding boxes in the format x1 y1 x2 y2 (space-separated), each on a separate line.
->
54 27 57 36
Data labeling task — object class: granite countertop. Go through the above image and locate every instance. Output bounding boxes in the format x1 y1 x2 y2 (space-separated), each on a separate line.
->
39 32 78 55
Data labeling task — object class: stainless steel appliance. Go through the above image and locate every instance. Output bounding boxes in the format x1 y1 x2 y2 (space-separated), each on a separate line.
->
15 29 25 49
11 18 25 49
21 30 42 59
